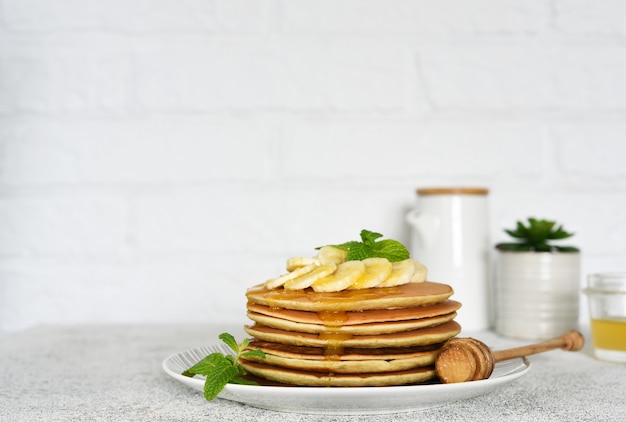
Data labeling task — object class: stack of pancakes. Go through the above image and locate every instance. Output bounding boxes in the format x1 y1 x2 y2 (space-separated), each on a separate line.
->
240 281 462 387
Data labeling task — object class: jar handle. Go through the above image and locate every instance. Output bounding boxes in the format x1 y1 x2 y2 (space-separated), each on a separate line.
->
406 210 439 250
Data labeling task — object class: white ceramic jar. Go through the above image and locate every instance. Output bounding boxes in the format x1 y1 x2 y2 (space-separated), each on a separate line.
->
406 187 490 332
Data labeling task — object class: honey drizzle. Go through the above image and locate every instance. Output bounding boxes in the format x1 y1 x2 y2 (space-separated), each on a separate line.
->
317 310 351 359
247 284 402 308
318 310 349 327
319 330 353 360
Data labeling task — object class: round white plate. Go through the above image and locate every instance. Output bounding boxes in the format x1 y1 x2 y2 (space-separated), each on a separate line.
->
162 344 530 415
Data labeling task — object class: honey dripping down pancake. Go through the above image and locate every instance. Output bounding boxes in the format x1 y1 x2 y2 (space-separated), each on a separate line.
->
240 234 463 387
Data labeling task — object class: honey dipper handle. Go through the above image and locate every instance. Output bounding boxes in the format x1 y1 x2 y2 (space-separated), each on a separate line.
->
492 330 585 363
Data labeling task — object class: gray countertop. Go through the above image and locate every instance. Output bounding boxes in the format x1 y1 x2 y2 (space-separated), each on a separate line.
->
1 323 625 422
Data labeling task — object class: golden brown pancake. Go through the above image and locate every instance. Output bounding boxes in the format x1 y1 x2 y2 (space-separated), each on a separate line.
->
246 339 441 361
244 320 461 349
247 310 458 335
246 281 454 312
239 359 437 387
246 300 461 326
242 353 436 374
242 344 439 374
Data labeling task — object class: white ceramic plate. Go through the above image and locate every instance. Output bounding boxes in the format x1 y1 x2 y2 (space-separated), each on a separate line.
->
162 344 530 415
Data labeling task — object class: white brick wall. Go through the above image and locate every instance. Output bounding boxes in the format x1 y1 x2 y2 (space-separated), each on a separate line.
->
1 0 626 333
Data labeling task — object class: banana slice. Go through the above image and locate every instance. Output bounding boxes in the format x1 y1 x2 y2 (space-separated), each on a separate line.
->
265 264 317 290
378 259 416 287
286 257 320 272
316 246 348 266
283 263 337 290
411 260 428 282
349 257 393 290
311 261 366 292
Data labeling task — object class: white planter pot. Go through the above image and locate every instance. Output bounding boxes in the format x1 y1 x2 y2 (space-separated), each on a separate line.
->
494 251 581 340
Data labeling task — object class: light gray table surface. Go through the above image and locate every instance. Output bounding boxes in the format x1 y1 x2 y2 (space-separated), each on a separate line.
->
1 323 625 422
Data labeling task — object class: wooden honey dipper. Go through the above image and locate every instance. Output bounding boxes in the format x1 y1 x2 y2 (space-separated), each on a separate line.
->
435 330 585 384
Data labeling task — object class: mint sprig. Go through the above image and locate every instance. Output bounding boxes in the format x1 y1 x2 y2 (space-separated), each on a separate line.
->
182 333 266 401
322 229 410 262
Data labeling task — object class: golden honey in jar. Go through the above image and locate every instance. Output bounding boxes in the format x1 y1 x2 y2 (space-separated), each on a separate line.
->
590 318 626 352
585 273 626 363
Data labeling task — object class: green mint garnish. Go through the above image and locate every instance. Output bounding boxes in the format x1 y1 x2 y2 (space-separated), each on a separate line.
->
182 333 266 401
322 229 410 262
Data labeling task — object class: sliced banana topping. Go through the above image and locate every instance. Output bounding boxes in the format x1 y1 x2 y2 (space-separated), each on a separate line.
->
411 260 428 283
311 261 366 293
378 259 417 288
316 246 348 266
283 263 337 290
265 264 317 290
349 257 393 290
286 257 320 272
265 249 427 292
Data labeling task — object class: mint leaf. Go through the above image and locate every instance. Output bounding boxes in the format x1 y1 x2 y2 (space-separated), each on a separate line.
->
203 358 240 401
370 239 410 262
224 354 237 365
360 230 383 246
239 338 251 350
181 333 266 402
345 242 370 261
182 353 227 377
327 240 361 251
218 332 239 354
322 229 410 262
240 349 266 359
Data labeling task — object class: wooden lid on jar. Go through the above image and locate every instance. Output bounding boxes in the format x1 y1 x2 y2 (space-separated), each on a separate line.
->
416 187 489 196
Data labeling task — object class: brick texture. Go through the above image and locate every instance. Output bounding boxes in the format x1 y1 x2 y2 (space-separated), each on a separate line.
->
1 0 625 332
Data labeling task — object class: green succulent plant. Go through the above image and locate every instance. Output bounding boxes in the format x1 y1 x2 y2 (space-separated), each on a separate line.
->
495 217 579 252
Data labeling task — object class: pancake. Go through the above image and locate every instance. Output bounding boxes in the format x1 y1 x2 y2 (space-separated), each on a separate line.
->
246 300 462 325
241 350 437 374
239 359 437 387
244 320 461 349
247 310 458 335
242 340 439 373
246 339 441 361
246 281 454 312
